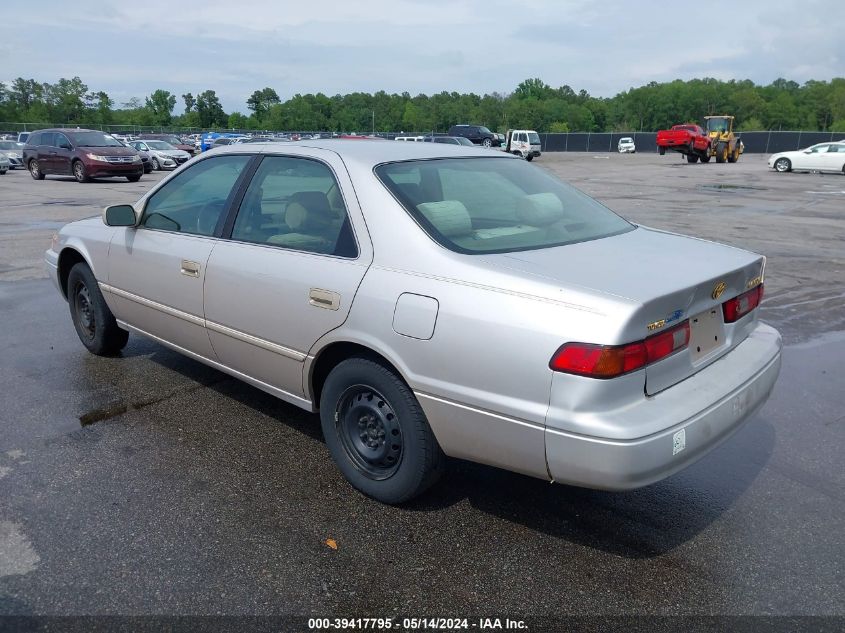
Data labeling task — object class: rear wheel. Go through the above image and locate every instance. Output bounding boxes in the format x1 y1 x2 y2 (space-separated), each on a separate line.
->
658 147 666 155
72 160 91 183
320 357 445 504
67 262 129 356
29 159 45 180
687 154 699 163
774 158 791 173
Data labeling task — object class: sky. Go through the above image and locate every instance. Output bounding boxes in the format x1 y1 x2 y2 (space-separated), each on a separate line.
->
2 0 843 113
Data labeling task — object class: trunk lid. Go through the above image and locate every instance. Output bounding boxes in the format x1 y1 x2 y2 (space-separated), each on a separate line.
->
479 226 766 393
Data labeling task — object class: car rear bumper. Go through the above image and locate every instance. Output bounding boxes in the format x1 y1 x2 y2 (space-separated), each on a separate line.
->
545 322 782 490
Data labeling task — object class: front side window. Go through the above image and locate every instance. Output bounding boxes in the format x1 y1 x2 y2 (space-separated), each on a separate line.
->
230 156 357 257
142 154 252 236
55 133 71 149
376 157 634 255
40 132 56 147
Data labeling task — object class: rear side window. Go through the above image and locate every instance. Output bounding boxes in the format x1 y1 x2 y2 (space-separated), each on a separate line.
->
230 156 357 257
376 157 633 255
27 133 41 146
40 132 56 147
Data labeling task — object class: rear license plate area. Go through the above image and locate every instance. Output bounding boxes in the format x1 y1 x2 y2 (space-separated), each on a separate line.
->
689 308 725 362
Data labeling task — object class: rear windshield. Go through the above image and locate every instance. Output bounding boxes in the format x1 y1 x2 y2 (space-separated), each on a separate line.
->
375 157 633 254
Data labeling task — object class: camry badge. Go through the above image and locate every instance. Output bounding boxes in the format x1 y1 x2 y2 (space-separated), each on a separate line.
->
711 281 727 300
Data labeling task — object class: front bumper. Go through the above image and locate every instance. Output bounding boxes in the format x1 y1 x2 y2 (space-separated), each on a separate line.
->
545 322 782 490
87 162 143 178
44 248 60 294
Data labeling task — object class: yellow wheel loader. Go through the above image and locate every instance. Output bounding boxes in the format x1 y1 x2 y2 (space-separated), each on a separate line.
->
704 115 743 163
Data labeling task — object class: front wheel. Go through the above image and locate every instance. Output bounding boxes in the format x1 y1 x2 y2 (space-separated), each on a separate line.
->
67 263 129 356
29 159 45 180
526 154 534 161
774 158 791 173
482 138 492 148
72 160 91 183
151 157 160 170
320 357 445 504
127 174 141 182
700 154 711 163
687 154 699 163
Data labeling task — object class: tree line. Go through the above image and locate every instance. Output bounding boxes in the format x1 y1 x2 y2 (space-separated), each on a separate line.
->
1 76 844 133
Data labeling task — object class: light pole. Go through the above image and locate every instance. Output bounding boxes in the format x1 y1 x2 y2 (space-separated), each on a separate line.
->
372 110 375 136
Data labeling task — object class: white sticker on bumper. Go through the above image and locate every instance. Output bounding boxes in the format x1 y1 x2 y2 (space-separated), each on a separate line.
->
673 428 686 455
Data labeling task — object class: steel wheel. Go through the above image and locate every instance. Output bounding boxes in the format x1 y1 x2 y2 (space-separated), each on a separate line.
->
73 281 96 340
774 158 791 173
335 385 402 479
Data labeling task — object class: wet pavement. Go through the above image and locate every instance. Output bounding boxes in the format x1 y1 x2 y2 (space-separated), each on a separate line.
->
0 156 843 618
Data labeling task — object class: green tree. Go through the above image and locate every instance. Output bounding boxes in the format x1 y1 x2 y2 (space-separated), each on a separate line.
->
145 89 177 125
182 92 196 113
196 90 227 127
246 87 281 121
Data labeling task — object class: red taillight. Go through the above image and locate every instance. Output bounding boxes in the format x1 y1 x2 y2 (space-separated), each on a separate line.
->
550 321 689 379
722 284 763 323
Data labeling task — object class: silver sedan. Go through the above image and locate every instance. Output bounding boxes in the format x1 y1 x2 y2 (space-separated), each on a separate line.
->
130 140 192 170
45 141 781 503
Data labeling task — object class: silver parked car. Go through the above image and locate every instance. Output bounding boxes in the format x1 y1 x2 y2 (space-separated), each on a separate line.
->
0 140 25 168
45 141 781 503
129 140 192 170
0 152 9 174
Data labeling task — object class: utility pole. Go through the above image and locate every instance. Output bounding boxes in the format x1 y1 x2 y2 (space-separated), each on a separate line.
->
372 110 375 135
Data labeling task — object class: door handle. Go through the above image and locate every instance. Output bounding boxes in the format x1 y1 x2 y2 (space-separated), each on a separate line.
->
180 260 200 277
309 288 340 311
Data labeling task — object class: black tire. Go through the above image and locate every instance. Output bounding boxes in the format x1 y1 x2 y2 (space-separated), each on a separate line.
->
72 160 91 183
127 174 141 182
774 157 791 173
525 154 534 161
658 147 665 155
687 154 699 163
0 169 6 175
700 154 711 163
715 142 727 163
67 262 129 356
320 357 445 504
29 159 45 180
482 138 492 148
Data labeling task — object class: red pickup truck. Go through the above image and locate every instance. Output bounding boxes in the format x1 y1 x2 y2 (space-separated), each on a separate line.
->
656 124 711 163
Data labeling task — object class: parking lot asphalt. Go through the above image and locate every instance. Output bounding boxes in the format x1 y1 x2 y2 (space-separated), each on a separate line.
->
0 154 843 618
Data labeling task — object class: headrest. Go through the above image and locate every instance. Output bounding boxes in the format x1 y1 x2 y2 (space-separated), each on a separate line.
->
285 191 334 231
416 200 473 237
517 193 564 226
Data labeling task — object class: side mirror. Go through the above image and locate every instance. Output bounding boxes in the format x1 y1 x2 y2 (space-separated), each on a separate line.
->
103 204 137 227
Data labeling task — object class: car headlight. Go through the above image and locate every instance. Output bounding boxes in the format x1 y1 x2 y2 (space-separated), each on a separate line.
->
86 153 109 162
131 155 141 163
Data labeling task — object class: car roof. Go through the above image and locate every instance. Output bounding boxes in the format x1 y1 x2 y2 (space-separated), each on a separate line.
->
208 139 508 168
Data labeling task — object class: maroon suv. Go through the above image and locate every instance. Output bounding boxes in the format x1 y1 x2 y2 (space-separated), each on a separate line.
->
23 129 143 183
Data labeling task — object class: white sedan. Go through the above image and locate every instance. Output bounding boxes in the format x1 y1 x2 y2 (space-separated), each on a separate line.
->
768 142 845 174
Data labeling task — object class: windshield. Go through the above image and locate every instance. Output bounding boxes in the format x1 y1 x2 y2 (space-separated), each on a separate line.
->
528 132 541 144
705 118 729 133
146 140 177 150
0 141 23 150
72 132 124 147
376 157 633 255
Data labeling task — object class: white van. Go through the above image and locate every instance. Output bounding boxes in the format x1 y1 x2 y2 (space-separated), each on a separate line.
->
505 130 541 161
